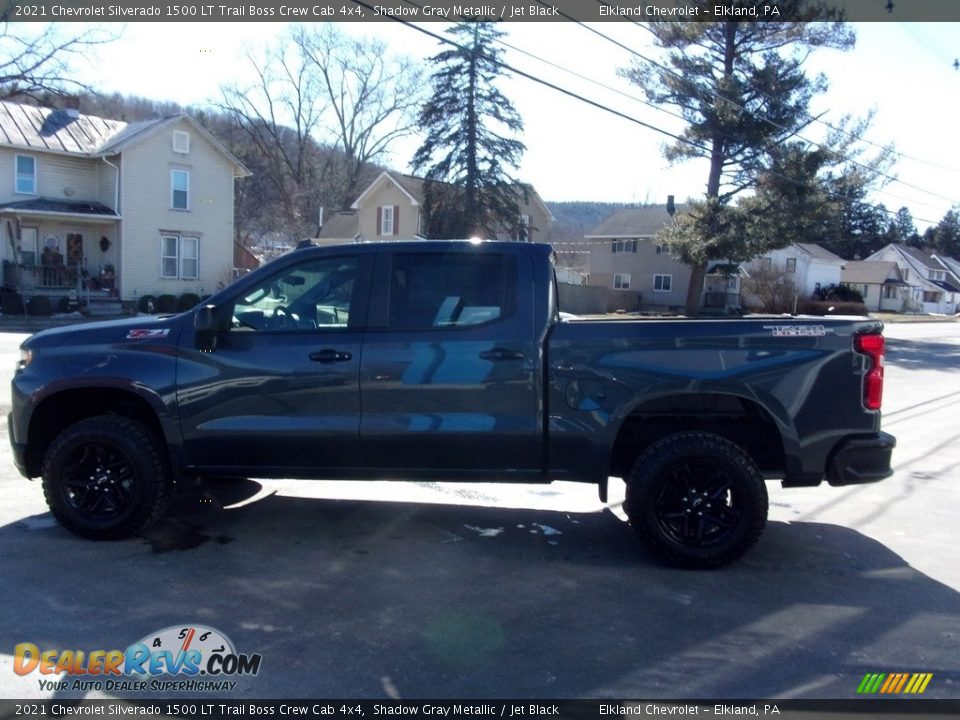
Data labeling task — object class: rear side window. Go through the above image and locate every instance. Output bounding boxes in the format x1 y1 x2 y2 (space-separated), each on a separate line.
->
387 253 517 330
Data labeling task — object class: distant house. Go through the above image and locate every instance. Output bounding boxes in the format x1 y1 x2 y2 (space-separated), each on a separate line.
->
749 243 845 296
841 261 908 312
0 99 249 312
584 205 692 312
316 171 553 244
867 244 960 314
233 240 260 277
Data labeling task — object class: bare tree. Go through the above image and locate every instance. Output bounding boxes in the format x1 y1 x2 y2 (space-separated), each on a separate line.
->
294 25 423 209
0 20 113 100
218 26 423 240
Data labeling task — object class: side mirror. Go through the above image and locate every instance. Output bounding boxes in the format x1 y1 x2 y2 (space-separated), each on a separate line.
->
195 304 218 353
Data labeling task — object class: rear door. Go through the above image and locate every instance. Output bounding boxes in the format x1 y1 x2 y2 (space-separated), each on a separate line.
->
359 247 542 474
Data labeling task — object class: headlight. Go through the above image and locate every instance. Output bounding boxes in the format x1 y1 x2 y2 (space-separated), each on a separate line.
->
17 348 33 370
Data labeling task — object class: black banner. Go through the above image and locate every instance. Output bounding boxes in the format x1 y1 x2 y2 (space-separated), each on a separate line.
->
2 700 960 720
4 0 960 22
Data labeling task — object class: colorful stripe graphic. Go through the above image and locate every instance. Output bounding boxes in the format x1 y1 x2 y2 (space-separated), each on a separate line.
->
857 672 933 694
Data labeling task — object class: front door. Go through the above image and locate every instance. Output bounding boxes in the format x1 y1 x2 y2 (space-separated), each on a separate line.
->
178 252 370 473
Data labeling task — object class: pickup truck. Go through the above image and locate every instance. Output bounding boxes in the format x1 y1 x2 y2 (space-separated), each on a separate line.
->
9 241 895 567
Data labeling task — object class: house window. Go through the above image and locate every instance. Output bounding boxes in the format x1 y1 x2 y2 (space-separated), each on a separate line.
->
930 270 944 281
613 273 631 290
882 285 898 299
161 235 199 279
653 274 672 292
379 205 397 236
612 239 637 254
760 257 772 270
171 169 190 210
15 155 36 194
19 226 38 266
173 131 190 154
922 291 941 304
785 258 797 273
515 214 530 242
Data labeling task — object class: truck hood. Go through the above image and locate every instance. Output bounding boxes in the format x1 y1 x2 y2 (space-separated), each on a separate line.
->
22 314 183 350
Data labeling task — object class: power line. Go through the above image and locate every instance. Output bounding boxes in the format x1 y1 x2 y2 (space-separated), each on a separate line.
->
569 1 960 206
353 5 944 227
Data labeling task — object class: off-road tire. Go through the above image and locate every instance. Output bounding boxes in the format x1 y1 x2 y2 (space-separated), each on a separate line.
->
41 415 170 540
624 432 768 569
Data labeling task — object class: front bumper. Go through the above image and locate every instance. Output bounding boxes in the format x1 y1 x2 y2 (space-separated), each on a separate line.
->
827 431 896 486
8 413 29 478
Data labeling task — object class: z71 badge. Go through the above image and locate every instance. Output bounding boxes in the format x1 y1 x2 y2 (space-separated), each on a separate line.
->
126 329 170 340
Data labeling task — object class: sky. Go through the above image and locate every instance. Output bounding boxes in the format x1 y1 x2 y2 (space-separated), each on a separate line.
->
60 19 960 230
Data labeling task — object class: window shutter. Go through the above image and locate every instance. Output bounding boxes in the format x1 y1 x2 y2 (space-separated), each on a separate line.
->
612 241 617 254
377 207 383 236
394 206 400 236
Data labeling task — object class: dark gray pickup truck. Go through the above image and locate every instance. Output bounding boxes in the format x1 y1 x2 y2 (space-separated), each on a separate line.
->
9 240 895 567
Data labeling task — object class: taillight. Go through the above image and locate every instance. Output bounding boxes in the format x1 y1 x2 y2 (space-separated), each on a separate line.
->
855 333 885 411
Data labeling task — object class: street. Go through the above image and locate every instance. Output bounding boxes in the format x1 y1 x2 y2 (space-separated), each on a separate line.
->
0 321 957 700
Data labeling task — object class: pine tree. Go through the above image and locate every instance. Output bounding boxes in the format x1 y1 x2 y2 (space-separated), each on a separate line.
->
411 22 526 239
621 8 856 314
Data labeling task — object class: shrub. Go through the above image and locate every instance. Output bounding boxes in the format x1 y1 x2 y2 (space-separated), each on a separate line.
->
797 300 869 316
27 295 53 316
156 294 179 313
137 295 157 314
0 287 25 315
177 293 202 312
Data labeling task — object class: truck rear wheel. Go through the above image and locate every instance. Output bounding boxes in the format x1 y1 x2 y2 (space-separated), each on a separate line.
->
41 415 170 540
624 432 768 569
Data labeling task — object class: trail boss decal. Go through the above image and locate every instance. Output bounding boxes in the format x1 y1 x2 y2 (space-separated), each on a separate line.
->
126 329 170 340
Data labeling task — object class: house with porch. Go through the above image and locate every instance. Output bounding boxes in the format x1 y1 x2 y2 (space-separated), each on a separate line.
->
0 99 249 314
866 243 960 314
840 261 908 312
315 171 553 245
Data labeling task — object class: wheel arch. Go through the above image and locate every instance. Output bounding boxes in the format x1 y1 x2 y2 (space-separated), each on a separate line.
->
607 391 790 480
24 385 171 478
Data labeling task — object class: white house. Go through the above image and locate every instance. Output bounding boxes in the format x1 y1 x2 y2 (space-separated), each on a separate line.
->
0 99 249 312
750 243 845 297
867 244 960 314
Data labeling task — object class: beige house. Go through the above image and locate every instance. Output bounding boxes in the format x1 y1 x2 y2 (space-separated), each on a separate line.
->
316 171 553 244
0 99 248 312
585 205 693 312
840 261 908 313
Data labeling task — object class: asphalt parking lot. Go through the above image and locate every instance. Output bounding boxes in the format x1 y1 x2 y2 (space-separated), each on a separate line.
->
0 321 957 701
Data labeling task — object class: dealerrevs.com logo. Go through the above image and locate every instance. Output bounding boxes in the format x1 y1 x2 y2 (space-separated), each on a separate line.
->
13 625 262 693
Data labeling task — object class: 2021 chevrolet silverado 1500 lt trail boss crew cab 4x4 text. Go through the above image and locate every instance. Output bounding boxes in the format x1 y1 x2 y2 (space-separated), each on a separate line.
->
9 241 895 567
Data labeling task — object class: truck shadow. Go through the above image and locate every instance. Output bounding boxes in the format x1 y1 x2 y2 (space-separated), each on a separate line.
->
2 481 958 700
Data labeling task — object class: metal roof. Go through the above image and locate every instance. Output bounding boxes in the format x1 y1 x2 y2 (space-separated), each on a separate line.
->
586 205 681 238
0 100 125 155
0 197 119 218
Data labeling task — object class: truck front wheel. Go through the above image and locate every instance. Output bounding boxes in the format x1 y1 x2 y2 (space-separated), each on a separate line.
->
624 432 768 569
41 415 170 540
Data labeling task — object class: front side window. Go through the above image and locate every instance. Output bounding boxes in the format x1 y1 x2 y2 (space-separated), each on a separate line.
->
613 273 631 290
230 256 358 333
15 155 36 194
171 169 190 210
612 239 637 254
785 257 797 273
161 235 199 279
653 274 672 292
387 252 516 330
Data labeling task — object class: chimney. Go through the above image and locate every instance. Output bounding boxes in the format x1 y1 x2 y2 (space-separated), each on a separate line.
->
666 195 676 217
63 96 80 119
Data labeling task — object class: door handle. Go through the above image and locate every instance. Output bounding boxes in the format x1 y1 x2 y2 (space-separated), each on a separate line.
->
479 348 526 361
309 349 353 363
